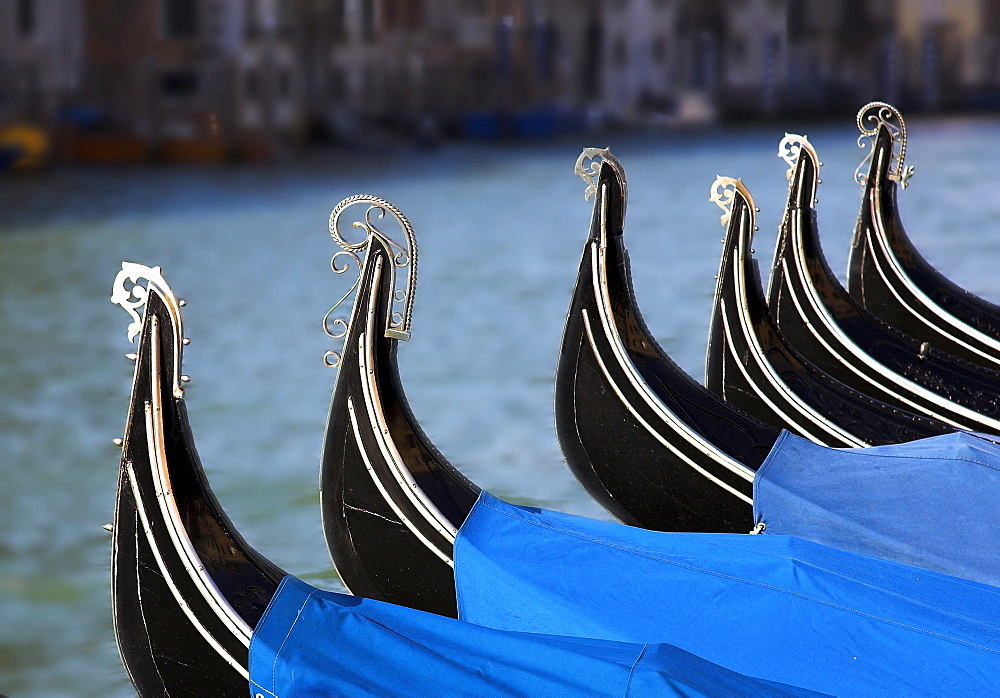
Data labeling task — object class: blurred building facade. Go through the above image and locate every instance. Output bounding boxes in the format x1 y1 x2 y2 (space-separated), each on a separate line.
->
2 0 1000 157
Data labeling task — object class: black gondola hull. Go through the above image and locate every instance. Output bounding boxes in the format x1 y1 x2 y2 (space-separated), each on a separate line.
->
320 231 479 618
705 184 954 447
768 141 1000 434
556 160 777 533
847 124 1000 368
113 287 284 695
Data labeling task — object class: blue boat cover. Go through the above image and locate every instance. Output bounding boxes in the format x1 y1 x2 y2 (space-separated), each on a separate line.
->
753 430 1000 586
248 575 823 697
455 491 1000 696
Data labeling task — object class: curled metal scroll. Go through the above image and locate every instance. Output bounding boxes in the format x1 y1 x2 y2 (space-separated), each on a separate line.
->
112 262 161 343
855 102 914 188
574 146 628 204
324 195 417 368
777 133 820 235
111 261 187 397
777 133 819 181
709 175 758 232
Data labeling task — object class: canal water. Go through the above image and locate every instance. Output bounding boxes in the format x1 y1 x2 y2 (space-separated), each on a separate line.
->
3 116 1000 695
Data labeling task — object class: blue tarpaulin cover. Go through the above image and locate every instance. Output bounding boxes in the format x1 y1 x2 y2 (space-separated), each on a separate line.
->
753 430 1000 586
248 575 823 697
455 491 1000 696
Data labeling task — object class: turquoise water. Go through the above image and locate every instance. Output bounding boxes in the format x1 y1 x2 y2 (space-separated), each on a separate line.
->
3 117 1000 695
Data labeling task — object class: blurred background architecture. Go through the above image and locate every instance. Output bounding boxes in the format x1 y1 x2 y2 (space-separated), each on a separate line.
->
2 0 1000 164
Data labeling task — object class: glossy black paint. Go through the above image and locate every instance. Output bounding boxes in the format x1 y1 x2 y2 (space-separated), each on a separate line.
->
705 184 954 446
768 142 1000 433
847 125 1000 368
113 291 284 696
320 233 480 618
555 161 775 534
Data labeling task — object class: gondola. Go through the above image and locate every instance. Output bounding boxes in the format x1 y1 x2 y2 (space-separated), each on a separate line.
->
766 133 1000 434
110 263 285 694
846 101 1000 369
110 222 480 691
554 148 777 534
318 195 480 618
704 176 954 446
108 262 806 697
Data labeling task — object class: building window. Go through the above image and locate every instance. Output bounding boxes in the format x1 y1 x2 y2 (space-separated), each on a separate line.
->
245 69 259 99
328 67 346 98
383 0 424 31
613 36 628 68
245 0 259 39
17 0 35 38
161 70 199 96
278 69 291 98
731 36 747 63
652 36 666 63
331 0 345 38
165 0 198 39
362 0 376 42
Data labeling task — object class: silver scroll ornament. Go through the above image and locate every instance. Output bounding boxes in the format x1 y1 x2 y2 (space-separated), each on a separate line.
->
111 262 163 343
324 195 418 368
777 132 820 182
776 133 820 233
574 146 628 204
855 101 914 188
709 175 758 232
110 261 189 397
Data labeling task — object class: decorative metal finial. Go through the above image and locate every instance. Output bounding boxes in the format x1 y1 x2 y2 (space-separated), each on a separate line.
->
777 133 820 235
111 262 187 398
573 146 629 219
111 262 164 343
324 195 417 368
709 176 758 232
574 147 612 201
777 133 818 181
855 102 914 188
709 176 740 227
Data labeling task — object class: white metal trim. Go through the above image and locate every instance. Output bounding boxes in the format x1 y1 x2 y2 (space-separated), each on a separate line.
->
589 186 754 481
582 309 752 501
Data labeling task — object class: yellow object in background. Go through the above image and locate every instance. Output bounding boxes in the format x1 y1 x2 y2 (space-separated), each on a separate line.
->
0 124 49 170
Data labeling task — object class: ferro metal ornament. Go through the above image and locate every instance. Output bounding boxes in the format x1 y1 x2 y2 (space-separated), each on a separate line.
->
111 261 188 397
710 176 740 227
324 195 417 368
111 262 162 343
855 101 914 188
574 147 612 201
777 133 820 181
777 133 820 235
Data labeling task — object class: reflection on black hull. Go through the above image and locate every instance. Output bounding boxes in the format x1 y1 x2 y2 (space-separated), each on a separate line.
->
768 134 1000 435
704 178 954 447
556 151 775 534
319 197 480 618
846 103 1000 370
111 265 284 695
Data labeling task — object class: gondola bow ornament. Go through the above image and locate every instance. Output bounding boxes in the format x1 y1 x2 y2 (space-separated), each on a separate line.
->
324 196 417 369
855 102 913 188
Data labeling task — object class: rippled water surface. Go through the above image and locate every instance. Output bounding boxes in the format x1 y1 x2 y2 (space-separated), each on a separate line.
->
4 116 1000 695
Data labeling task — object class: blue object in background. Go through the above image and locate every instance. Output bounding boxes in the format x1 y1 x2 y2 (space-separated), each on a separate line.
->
754 430 1000 586
249 575 823 697
462 111 503 140
455 492 1000 696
